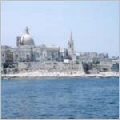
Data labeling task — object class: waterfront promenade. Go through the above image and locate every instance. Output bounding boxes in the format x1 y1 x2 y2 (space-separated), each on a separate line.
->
1 71 119 80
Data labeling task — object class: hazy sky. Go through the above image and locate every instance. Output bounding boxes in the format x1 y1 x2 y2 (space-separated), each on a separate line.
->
1 1 119 57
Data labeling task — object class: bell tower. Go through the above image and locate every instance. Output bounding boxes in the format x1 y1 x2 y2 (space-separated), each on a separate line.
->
68 31 74 58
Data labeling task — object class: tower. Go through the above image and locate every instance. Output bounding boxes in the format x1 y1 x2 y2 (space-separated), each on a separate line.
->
16 36 21 47
68 31 74 58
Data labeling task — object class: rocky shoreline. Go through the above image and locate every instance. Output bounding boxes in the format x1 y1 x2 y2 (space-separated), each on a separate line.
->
1 71 119 80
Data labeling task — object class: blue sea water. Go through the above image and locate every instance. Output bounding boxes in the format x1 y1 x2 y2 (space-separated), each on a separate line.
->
1 78 119 119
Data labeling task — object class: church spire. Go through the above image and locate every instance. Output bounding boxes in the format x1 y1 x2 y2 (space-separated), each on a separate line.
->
25 26 29 34
70 30 73 41
68 30 74 58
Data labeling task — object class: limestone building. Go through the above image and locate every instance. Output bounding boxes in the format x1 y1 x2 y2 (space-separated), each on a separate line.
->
1 27 117 74
2 27 74 63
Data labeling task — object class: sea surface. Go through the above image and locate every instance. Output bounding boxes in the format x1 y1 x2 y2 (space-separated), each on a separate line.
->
1 78 119 119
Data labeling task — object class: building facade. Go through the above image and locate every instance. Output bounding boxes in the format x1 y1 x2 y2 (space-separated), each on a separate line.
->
4 27 71 63
1 27 118 74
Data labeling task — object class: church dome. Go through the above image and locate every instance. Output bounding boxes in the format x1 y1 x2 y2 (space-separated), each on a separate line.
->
21 27 35 46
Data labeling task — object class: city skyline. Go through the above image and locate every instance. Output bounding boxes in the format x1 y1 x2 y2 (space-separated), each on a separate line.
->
1 1 119 57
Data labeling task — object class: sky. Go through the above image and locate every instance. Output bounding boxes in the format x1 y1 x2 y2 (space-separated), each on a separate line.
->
1 1 119 57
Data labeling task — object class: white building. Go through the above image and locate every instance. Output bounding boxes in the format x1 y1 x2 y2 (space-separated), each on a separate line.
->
2 27 74 63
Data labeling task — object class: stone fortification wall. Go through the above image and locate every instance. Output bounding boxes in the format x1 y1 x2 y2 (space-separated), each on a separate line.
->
17 62 84 72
